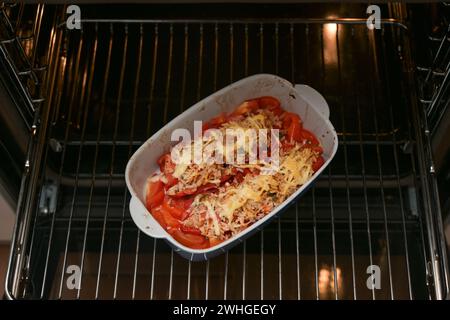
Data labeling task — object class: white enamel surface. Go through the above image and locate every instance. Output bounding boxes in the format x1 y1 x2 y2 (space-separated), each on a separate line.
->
125 74 338 260
294 84 330 119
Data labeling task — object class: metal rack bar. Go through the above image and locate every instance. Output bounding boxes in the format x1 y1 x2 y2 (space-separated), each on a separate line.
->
89 23 113 299
112 24 130 299
380 27 413 299
60 18 408 28
336 23 357 300
47 27 84 299
290 23 302 300
61 137 415 147
78 26 113 299
180 24 189 114
149 24 159 300
346 25 376 300
303 23 319 300
163 25 175 298
406 106 433 299
30 4 44 69
169 23 189 300
163 24 174 124
132 25 145 300
21 14 63 298
367 30 394 299
319 23 339 300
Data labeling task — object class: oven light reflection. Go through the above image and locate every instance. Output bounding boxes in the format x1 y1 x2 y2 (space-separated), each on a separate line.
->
324 23 337 35
318 265 343 299
323 23 338 66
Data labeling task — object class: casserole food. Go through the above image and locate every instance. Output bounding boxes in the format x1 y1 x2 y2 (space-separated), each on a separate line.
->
146 96 325 249
125 74 338 260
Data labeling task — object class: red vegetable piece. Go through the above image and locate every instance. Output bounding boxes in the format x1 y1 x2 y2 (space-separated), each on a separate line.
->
209 237 224 247
288 117 302 142
300 129 320 146
162 199 184 220
231 99 259 116
160 205 181 229
312 156 325 172
150 207 167 229
171 230 209 249
180 225 202 235
259 96 283 116
146 180 165 209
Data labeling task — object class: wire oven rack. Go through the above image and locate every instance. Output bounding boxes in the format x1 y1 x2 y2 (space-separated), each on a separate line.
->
3 4 450 300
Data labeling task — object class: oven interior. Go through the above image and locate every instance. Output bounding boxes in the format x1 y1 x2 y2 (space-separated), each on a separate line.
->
1 3 449 300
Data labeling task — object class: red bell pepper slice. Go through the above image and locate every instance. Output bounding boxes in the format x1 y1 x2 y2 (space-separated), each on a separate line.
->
157 153 178 187
180 225 202 235
288 117 302 142
231 99 259 116
312 156 325 172
300 129 320 146
258 96 283 116
159 205 181 229
170 229 209 249
146 180 165 209
150 207 167 229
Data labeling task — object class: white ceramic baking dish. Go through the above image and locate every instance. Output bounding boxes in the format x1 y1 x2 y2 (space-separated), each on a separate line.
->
125 74 338 261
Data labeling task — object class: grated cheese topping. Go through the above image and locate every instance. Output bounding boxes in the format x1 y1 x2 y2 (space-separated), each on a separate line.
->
173 109 321 241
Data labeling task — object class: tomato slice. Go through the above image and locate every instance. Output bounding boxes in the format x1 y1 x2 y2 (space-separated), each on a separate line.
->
172 182 218 198
158 153 174 172
283 112 303 142
220 174 232 183
210 112 227 128
171 230 209 249
226 113 244 122
282 112 299 128
150 207 167 229
259 96 280 108
180 225 202 235
231 99 259 116
162 199 185 220
146 180 165 209
259 96 283 116
300 129 320 146
209 237 224 247
281 139 295 152
196 183 217 194
312 156 325 172
308 145 323 154
160 205 181 229
171 187 198 198
287 117 302 142
157 153 178 187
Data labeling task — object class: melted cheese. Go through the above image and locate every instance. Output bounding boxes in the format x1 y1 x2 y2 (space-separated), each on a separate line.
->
204 200 221 236
279 147 314 194
218 175 275 221
175 109 319 241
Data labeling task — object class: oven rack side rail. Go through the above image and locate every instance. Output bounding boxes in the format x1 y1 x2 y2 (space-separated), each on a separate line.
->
1 3 63 299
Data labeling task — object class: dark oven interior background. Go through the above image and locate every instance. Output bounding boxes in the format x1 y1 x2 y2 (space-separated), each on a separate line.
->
1 3 449 300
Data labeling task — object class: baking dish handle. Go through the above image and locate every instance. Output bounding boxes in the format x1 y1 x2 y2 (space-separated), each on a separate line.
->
294 84 330 119
129 196 167 239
